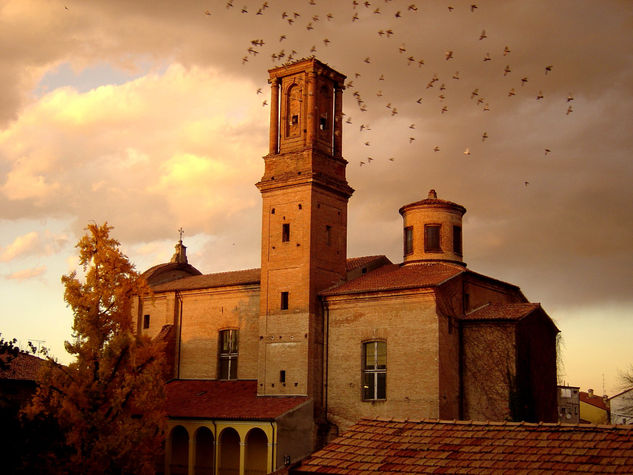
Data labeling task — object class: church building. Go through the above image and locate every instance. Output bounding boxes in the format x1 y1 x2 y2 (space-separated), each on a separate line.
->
135 58 559 475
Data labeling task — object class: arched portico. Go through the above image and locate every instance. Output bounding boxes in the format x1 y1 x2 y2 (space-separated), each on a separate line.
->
169 425 189 475
195 426 214 475
244 428 268 475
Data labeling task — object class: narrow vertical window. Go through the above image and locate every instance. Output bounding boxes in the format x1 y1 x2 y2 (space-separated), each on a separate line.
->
424 224 441 252
219 329 239 380
281 291 289 310
143 314 150 330
326 225 332 246
453 225 462 256
404 226 413 255
362 341 386 401
282 223 290 242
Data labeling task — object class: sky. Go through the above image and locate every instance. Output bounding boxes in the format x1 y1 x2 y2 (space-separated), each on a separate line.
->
0 0 632 395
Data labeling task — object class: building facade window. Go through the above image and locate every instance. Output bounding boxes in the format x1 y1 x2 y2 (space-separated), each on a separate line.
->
281 291 289 310
282 223 290 242
404 226 413 255
453 225 462 256
362 341 386 401
143 314 150 329
424 224 441 252
219 329 238 380
326 225 332 246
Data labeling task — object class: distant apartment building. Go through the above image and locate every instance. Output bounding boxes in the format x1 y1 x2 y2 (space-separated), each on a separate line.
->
558 385 580 423
609 388 633 424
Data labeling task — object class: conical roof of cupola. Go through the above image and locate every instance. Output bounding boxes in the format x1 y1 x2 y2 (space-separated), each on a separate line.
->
399 189 466 216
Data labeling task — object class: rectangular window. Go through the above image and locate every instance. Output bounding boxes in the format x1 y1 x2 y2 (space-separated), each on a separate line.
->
219 329 238 380
143 314 150 329
281 291 289 310
280 370 286 383
404 226 413 255
362 341 386 401
326 225 332 246
282 223 290 242
424 224 441 252
453 225 462 256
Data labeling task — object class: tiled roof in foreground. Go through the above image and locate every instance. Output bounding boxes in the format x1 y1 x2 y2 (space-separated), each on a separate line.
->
166 379 309 420
0 352 43 381
293 418 633 474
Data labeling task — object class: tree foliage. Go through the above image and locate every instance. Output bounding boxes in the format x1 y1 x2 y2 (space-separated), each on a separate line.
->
24 223 166 474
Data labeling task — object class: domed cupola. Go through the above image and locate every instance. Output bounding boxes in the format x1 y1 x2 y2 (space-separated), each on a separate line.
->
398 189 467 266
141 237 202 286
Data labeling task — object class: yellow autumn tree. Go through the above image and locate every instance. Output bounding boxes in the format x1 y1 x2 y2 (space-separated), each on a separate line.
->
24 223 165 474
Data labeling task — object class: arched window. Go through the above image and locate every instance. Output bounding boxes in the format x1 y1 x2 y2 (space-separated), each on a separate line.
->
362 341 386 400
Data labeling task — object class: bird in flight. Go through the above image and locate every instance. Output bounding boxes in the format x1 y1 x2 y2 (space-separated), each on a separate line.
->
204 9 211 15
503 46 511 55
445 50 454 60
482 132 488 141
433 145 440 152
483 52 492 62
545 148 551 155
464 148 471 155
536 91 544 100
504 65 512 76
479 29 487 40
545 65 553 75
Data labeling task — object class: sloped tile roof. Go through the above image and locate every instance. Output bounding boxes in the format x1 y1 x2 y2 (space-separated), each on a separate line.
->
461 302 541 321
0 352 43 381
166 379 309 420
345 255 388 272
580 391 609 411
321 262 464 296
294 418 633 473
152 268 261 292
150 256 391 293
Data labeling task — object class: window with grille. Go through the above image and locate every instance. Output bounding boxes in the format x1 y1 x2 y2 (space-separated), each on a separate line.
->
362 341 386 401
219 329 238 380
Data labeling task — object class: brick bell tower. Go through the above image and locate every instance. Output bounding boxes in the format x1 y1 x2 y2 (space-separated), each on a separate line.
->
255 58 353 411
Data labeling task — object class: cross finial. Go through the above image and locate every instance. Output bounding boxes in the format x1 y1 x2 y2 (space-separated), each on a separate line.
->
178 227 184 242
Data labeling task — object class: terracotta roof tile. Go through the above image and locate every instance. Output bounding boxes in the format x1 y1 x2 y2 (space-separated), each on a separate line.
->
152 268 261 292
151 256 391 293
293 419 633 474
166 379 308 420
580 391 609 410
462 302 541 321
0 352 44 381
321 262 464 296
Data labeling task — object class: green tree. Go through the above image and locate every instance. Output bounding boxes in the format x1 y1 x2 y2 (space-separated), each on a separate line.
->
24 223 166 474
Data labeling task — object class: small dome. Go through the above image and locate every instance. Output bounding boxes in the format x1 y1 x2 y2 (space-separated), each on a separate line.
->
142 240 202 286
399 190 467 266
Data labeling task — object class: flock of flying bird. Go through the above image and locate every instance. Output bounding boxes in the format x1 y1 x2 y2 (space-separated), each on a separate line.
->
203 0 576 184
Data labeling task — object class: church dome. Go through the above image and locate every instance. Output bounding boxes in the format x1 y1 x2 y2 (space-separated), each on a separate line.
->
141 239 202 286
398 189 467 266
